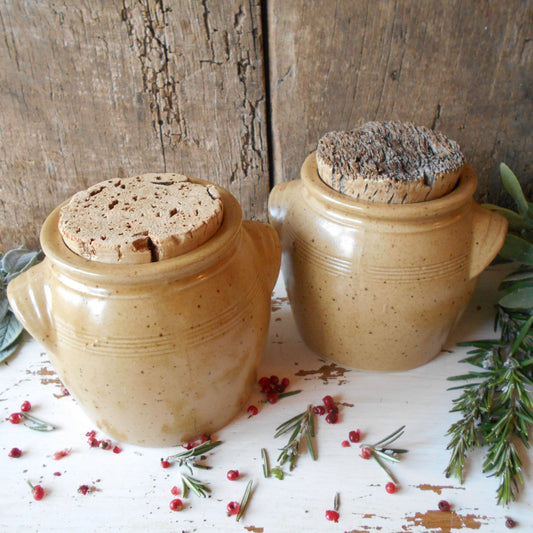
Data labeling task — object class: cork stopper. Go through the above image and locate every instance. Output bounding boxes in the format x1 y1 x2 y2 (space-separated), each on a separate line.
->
316 121 465 204
58 173 224 264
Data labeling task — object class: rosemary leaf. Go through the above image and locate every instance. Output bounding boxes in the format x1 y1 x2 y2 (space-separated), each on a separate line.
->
278 389 302 400
371 425 405 449
180 472 210 498
261 448 270 478
22 412 56 432
305 428 316 461
236 480 253 522
372 449 401 463
372 453 399 484
333 492 340 511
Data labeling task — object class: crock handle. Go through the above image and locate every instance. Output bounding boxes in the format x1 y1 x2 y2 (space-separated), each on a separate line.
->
267 181 296 234
469 203 508 280
7 260 55 350
243 221 281 293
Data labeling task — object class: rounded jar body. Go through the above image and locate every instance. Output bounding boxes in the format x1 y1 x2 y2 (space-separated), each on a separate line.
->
268 153 507 371
9 183 281 445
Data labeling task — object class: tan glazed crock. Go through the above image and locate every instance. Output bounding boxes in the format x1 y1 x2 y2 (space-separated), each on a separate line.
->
8 180 281 446
268 153 508 372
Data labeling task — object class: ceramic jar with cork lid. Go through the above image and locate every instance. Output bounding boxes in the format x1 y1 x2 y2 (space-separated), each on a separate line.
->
8 173 281 446
268 122 507 372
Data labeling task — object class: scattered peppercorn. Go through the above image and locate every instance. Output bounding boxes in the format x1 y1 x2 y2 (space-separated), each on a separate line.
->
438 500 451 512
505 517 517 529
31 484 45 501
169 498 183 511
360 447 372 459
53 448 72 460
226 469 239 481
227 501 240 516
385 482 397 494
8 447 22 458
348 430 361 443
322 395 335 407
8 412 23 424
325 412 338 424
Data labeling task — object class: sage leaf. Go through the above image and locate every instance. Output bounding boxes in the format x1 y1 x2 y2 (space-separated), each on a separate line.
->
499 269 533 293
0 342 20 363
500 163 529 217
0 311 24 351
3 249 43 283
499 234 533 266
499 287 533 311
0 298 9 323
484 204 531 231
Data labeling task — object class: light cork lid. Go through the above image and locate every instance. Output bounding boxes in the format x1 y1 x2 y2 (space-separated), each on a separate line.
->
58 173 224 264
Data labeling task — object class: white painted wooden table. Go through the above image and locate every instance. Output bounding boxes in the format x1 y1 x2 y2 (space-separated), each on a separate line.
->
2 266 532 532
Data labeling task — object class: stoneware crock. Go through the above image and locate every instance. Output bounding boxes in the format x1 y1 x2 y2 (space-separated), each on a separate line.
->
268 152 507 372
8 180 281 446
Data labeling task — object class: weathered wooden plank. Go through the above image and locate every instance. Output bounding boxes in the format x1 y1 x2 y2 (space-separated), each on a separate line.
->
1 0 530 253
268 0 532 205
0 0 268 252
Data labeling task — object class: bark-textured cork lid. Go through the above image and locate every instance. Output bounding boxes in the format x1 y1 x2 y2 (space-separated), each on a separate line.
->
316 121 465 204
58 173 224 264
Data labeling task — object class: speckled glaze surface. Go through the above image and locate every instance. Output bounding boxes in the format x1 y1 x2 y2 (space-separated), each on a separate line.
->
8 181 281 446
268 153 507 372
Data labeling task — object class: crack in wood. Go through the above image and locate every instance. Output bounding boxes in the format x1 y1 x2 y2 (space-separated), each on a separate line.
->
121 0 190 168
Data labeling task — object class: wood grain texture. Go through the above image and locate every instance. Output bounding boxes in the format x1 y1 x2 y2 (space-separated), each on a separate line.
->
1 0 531 253
268 0 532 205
0 0 268 251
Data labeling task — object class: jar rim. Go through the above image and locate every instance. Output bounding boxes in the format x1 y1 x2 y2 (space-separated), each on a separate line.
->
39 179 242 285
301 151 478 220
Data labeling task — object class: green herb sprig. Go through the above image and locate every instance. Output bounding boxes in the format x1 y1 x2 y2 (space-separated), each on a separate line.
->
445 164 533 506
165 440 222 497
361 426 408 484
179 472 211 498
0 247 43 362
274 404 316 472
165 440 222 473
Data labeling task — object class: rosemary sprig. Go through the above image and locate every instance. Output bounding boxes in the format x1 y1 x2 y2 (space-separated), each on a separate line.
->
445 326 533 505
274 404 316 471
445 163 533 506
165 440 222 473
360 426 407 483
180 472 211 498
236 480 253 522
